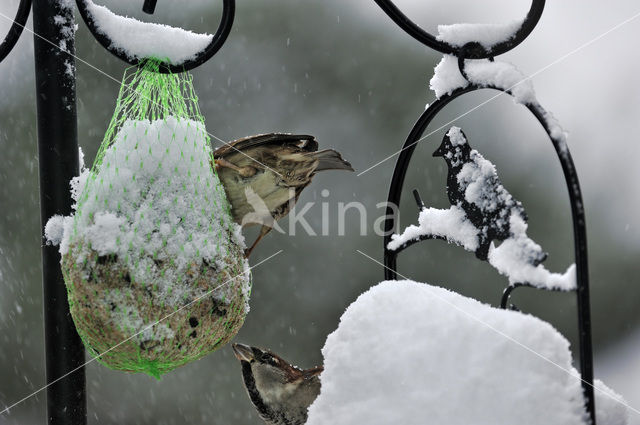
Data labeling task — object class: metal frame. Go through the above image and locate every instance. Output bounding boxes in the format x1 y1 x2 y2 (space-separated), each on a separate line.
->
75 0 235 73
375 1 595 423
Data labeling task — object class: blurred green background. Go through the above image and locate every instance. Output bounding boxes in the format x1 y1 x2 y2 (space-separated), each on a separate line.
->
1 0 639 424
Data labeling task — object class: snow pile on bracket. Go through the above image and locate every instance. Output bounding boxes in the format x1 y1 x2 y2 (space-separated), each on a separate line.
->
389 205 575 290
430 55 535 104
387 205 479 251
307 280 628 425
436 20 523 50
488 214 576 290
85 0 213 64
428 55 569 153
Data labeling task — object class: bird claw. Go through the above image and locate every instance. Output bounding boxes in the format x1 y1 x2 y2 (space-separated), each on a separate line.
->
215 158 257 178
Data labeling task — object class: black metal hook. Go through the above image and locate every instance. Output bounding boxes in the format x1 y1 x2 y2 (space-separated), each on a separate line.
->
75 0 235 73
0 0 32 64
372 0 545 59
500 282 532 310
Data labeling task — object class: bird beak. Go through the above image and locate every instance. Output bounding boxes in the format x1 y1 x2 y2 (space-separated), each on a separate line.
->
304 366 324 378
232 343 255 362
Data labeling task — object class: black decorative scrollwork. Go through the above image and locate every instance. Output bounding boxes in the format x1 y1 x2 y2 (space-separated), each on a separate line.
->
375 2 595 422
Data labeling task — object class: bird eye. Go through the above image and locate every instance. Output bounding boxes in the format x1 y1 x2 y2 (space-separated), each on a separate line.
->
261 353 279 366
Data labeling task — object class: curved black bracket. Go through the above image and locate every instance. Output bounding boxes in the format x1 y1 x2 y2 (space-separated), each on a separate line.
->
382 83 595 422
372 0 545 58
0 0 32 64
75 0 235 73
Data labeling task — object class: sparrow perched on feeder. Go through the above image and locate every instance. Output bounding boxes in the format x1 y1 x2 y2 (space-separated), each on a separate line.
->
433 127 547 264
213 134 353 256
232 343 323 425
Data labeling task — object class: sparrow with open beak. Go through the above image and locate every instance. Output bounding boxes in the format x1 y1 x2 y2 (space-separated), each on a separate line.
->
213 134 353 256
232 343 323 425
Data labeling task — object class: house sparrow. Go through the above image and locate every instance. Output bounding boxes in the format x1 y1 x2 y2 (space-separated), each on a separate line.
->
232 343 323 425
213 134 353 257
433 127 547 265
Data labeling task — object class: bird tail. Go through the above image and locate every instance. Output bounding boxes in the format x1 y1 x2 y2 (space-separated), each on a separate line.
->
309 149 354 172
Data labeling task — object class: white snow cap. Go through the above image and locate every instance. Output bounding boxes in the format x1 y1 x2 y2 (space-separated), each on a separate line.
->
428 55 568 152
429 55 535 105
307 280 628 425
84 0 213 64
44 215 66 246
487 213 576 290
387 205 479 252
437 20 523 50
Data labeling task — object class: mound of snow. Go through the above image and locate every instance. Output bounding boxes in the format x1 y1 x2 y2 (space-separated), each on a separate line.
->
308 280 627 425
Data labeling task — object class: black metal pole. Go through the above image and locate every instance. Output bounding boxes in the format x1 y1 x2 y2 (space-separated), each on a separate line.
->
32 1 87 424
142 0 158 14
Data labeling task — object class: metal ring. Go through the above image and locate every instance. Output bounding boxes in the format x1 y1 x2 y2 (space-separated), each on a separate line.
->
372 0 545 58
75 0 235 73
0 0 32 64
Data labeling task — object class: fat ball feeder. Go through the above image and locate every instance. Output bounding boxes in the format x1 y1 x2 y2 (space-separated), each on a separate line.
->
44 0 249 379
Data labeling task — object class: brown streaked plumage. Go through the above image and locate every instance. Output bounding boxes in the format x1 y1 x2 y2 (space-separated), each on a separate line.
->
232 343 323 425
213 134 353 256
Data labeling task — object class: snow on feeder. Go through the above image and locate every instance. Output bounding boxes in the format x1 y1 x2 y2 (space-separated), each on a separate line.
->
45 60 251 378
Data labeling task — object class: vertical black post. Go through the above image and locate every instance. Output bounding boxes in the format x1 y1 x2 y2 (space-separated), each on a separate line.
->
142 0 158 14
32 1 87 424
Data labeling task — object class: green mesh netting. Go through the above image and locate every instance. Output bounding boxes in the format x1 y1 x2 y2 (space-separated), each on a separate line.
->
61 59 251 379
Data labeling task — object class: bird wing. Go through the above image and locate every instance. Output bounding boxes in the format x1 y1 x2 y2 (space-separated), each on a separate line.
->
213 133 318 158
